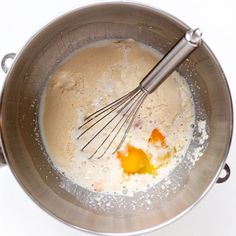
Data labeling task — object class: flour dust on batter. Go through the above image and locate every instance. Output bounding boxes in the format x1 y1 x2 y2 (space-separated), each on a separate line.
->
40 39 195 196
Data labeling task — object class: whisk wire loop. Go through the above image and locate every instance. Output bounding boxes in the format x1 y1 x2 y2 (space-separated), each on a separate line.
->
79 87 143 154
90 90 147 159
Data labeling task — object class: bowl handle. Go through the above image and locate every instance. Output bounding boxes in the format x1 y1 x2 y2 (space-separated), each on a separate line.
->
0 53 16 166
217 163 231 183
1 53 16 73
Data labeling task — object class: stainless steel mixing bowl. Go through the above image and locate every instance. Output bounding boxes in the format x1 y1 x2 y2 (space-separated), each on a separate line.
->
0 2 233 235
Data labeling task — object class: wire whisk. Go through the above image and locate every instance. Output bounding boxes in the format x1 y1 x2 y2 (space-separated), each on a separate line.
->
77 28 202 159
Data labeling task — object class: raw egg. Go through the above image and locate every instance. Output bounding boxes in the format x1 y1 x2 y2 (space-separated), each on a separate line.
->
117 128 172 175
117 144 156 175
148 128 166 147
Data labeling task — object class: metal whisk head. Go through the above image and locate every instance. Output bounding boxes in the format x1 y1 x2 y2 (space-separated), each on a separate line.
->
77 87 147 159
77 28 202 159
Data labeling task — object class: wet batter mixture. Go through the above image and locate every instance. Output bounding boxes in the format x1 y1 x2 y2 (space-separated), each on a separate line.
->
40 39 195 196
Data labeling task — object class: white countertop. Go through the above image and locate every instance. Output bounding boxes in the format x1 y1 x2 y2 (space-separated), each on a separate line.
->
0 0 236 235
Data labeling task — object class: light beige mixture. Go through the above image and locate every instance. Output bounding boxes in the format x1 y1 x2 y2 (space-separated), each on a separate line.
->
40 39 195 195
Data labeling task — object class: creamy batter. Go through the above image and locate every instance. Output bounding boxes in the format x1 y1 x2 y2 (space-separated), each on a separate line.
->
40 39 195 195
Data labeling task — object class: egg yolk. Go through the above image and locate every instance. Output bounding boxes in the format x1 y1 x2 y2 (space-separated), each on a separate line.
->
148 128 166 147
117 144 156 175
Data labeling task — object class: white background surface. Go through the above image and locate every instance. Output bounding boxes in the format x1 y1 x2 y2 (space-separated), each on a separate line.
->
0 0 236 235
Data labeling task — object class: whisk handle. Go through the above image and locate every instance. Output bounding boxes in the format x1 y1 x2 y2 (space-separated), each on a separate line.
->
140 28 202 94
